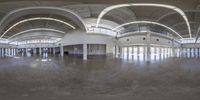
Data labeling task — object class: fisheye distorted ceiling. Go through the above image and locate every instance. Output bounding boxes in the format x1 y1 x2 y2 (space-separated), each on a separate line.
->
0 0 199 40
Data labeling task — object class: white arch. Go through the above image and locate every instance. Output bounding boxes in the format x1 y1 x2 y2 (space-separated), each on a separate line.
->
8 28 65 39
112 21 183 39
96 3 191 38
0 6 87 31
0 17 75 38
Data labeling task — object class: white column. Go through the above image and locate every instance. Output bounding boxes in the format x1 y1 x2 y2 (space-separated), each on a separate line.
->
115 45 120 58
13 48 16 56
172 39 175 57
60 46 64 56
9 48 10 55
127 47 129 60
83 44 87 60
137 46 140 56
53 47 56 55
26 48 28 55
33 48 37 54
146 32 151 62
49 48 52 54
11 48 13 56
39 47 42 55
2 48 4 55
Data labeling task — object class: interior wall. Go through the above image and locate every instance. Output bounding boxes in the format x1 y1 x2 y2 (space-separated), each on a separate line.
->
63 44 106 56
0 43 16 48
87 44 106 55
61 30 116 54
118 32 181 47
17 43 56 48
182 43 200 48
64 45 83 55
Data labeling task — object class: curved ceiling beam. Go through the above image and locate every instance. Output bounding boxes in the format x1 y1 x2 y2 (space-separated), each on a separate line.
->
195 26 200 43
157 10 200 22
96 3 192 38
9 35 62 43
0 17 74 38
169 22 197 28
0 6 87 33
8 28 65 39
112 21 183 39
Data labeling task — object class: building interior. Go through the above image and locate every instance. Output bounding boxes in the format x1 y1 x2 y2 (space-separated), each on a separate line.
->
0 0 200 100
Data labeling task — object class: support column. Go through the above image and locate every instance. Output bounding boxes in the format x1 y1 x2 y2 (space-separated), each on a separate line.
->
39 47 42 55
33 48 37 54
26 48 29 55
83 44 87 60
0 48 1 56
49 48 52 54
137 46 140 56
60 46 64 56
172 39 175 57
2 48 4 56
115 45 120 58
11 48 13 56
146 32 151 62
53 47 56 55
13 48 16 56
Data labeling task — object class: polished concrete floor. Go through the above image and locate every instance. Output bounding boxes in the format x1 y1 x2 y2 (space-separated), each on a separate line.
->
0 54 200 100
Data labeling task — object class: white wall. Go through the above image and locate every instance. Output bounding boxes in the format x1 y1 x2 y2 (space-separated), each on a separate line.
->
61 30 116 54
182 43 200 48
84 18 120 29
0 43 16 48
17 43 56 48
87 44 106 55
118 35 147 46
118 32 181 47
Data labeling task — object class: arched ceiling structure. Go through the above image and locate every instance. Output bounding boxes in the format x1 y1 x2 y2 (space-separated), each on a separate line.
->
0 0 199 42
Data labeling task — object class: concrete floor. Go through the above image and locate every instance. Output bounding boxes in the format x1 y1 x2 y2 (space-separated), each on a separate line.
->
0 54 200 100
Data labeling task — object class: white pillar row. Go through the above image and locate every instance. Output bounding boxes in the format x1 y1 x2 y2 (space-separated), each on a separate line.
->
146 32 151 62
60 46 64 56
83 43 87 60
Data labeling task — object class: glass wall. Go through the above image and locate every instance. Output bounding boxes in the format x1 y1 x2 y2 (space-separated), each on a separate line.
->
182 48 200 58
121 45 174 62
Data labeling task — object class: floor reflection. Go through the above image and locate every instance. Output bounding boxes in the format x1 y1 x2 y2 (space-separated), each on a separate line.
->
0 53 200 100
